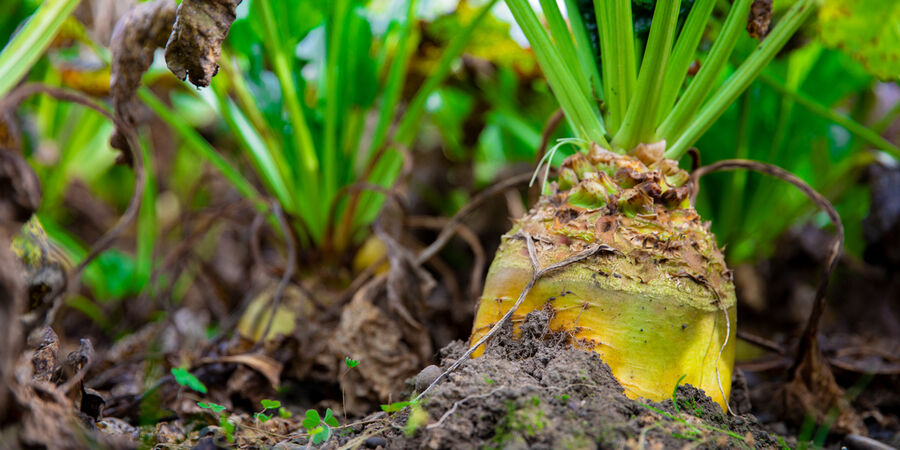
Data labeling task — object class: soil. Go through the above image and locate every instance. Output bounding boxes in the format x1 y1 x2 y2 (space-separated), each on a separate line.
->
362 309 787 449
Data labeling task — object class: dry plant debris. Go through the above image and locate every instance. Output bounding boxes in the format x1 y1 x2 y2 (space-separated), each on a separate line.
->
108 0 176 163
165 0 242 88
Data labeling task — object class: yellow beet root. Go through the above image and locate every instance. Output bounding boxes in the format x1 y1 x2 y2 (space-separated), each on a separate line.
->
470 148 736 410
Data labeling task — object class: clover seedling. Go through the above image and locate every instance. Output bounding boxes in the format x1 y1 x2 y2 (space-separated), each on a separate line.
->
255 399 282 422
302 408 339 445
171 367 207 394
197 402 234 443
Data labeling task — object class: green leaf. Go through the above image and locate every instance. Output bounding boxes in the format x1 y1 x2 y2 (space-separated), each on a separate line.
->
302 409 321 430
310 425 332 445
260 399 281 409
198 402 226 413
255 412 271 422
322 408 339 427
818 0 900 80
345 357 358 369
0 0 81 98
171 367 207 394
219 416 236 443
279 407 292 419
380 400 416 413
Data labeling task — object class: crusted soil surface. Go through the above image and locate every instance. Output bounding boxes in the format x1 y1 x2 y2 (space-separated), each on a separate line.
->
365 309 785 449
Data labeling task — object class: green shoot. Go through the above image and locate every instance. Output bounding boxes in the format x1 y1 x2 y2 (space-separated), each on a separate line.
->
257 0 318 175
367 0 421 157
539 0 592 102
657 0 754 144
0 0 80 98
563 0 604 101
656 0 717 123
614 0 682 150
595 0 637 135
504 0 608 146
666 0 817 159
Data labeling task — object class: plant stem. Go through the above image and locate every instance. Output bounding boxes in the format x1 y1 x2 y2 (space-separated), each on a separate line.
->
564 0 603 102
657 0 753 144
366 0 420 162
257 0 318 176
656 0 717 124
539 0 592 102
759 73 900 159
595 0 637 135
614 0 682 150
0 0 81 98
666 0 816 160
323 0 351 206
505 0 608 145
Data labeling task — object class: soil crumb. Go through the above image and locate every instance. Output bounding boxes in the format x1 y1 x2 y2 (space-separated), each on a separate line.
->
374 309 787 449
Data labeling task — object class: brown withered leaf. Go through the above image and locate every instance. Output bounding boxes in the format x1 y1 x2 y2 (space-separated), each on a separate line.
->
30 327 61 384
164 0 242 88
747 0 773 39
108 0 176 164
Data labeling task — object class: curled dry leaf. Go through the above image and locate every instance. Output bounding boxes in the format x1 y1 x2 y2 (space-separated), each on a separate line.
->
164 0 242 88
204 353 283 388
108 0 176 164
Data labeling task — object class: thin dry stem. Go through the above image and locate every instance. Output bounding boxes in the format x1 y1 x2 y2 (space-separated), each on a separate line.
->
0 83 145 327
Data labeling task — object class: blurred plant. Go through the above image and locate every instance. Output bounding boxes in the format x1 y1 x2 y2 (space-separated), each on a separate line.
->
141 0 501 256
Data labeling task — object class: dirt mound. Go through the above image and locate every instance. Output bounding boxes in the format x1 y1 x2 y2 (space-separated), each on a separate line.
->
374 309 786 449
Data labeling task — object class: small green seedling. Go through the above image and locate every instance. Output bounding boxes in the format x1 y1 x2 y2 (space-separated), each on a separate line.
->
197 402 226 413
302 408 339 445
172 367 207 394
220 417 236 443
341 356 359 421
197 402 234 443
255 399 282 423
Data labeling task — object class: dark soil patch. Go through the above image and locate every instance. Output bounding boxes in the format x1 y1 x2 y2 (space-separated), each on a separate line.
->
362 309 787 449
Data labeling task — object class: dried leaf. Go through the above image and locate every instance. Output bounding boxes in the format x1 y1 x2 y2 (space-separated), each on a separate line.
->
203 353 283 388
108 0 176 163
164 0 242 88
30 328 60 383
746 0 772 39
0 150 41 226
